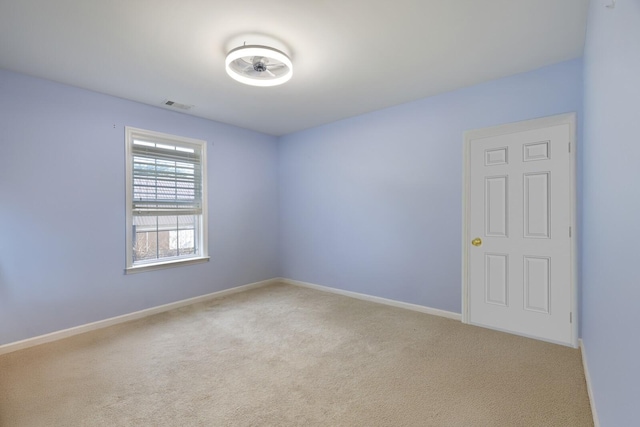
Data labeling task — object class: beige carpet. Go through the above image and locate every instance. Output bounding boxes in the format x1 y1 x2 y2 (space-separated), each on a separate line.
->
0 283 593 426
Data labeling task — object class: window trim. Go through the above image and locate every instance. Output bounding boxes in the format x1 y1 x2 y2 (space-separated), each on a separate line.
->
125 256 210 274
124 126 209 274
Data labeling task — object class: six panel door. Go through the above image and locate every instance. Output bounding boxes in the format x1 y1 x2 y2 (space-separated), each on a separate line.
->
466 117 574 346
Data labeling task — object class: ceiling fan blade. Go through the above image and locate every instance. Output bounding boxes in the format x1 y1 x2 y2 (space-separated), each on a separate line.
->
265 69 276 77
246 69 264 78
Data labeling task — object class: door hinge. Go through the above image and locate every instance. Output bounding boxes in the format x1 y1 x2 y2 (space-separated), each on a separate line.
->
570 312 573 323
568 142 571 153
569 226 572 237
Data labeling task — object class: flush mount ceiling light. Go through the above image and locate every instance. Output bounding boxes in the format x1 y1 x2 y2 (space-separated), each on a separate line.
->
225 45 293 87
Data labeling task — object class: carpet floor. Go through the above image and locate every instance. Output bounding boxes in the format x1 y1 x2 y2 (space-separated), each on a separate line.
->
0 283 593 426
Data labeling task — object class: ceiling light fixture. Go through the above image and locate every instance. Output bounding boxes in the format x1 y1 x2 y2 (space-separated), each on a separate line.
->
225 45 293 87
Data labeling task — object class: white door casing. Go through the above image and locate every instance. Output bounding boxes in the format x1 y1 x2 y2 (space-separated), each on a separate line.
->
462 113 577 347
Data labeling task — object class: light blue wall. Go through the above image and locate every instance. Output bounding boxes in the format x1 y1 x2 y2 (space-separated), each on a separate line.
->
278 59 583 313
0 69 279 345
0 59 586 346
582 1 640 425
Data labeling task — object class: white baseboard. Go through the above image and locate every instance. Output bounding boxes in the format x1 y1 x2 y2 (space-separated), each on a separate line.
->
280 278 462 321
0 278 279 356
1 277 460 356
579 339 600 427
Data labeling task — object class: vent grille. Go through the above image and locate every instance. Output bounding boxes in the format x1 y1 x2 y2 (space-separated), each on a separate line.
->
162 100 193 111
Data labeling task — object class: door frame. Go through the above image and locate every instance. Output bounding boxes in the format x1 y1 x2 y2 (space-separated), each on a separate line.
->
461 112 578 347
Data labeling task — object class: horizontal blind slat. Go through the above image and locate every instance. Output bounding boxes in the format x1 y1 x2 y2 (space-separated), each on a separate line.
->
132 150 200 164
133 211 201 216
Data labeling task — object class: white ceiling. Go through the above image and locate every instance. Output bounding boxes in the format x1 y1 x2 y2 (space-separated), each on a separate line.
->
0 0 589 136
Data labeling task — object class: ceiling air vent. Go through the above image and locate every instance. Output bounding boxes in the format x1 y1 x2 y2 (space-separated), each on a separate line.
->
162 100 193 111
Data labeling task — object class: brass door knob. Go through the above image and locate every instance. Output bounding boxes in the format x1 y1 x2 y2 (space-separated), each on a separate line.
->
471 237 482 247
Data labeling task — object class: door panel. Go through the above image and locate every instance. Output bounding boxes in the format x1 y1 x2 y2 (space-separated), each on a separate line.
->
485 176 509 237
523 172 550 238
485 253 509 306
464 114 576 346
523 256 551 314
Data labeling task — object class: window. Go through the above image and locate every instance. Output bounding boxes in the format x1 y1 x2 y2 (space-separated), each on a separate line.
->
125 127 208 273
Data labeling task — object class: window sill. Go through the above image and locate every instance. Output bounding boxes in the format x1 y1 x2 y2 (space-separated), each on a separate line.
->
125 256 210 274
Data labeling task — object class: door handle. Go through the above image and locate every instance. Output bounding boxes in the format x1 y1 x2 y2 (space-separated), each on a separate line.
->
471 237 482 247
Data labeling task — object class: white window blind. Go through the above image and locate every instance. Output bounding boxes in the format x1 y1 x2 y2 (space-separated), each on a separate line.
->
131 141 203 216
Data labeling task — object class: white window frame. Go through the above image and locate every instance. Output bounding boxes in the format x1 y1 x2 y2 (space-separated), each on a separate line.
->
125 126 209 274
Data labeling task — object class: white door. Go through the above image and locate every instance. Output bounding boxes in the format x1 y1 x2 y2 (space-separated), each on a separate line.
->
463 113 577 347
